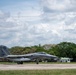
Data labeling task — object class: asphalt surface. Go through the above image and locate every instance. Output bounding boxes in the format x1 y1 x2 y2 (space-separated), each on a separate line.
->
0 64 76 70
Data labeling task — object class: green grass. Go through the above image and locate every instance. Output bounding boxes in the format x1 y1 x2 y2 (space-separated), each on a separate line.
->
0 62 16 64
0 70 76 75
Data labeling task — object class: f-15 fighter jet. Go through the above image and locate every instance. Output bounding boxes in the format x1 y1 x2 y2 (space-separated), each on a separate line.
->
0 45 58 64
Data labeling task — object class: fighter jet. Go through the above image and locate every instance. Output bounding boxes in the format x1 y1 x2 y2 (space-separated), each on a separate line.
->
0 45 58 64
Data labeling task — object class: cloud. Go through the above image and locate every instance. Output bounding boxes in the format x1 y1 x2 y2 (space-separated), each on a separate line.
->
42 0 76 12
0 0 76 47
41 0 76 43
0 9 44 47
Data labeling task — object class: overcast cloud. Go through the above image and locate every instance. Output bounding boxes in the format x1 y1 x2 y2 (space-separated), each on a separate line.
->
0 0 76 47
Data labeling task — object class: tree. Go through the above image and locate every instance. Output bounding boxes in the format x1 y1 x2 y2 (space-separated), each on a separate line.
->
49 42 76 61
33 44 47 52
9 46 24 54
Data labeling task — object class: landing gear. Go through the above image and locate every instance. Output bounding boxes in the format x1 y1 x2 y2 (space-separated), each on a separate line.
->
36 59 39 64
17 61 23 64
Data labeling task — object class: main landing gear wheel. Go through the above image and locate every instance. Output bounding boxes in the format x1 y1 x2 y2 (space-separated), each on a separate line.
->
17 61 23 64
36 59 39 64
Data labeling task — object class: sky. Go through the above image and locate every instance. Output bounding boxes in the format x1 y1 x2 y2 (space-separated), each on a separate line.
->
0 0 76 47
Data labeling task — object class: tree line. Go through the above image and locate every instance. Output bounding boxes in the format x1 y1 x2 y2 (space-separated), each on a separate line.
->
9 42 76 61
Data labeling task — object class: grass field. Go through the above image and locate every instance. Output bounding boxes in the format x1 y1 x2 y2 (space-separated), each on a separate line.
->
0 70 76 75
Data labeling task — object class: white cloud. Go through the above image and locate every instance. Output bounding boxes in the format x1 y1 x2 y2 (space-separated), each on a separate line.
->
41 0 76 43
0 0 76 47
43 0 70 11
42 0 76 12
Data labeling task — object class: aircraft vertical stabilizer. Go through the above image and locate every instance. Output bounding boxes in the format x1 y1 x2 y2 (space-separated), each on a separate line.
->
0 45 10 57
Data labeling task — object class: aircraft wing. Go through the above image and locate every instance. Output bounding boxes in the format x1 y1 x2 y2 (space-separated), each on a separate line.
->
5 54 34 58
8 58 31 62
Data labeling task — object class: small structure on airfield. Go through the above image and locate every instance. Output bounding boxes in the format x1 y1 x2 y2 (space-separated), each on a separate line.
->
60 57 72 62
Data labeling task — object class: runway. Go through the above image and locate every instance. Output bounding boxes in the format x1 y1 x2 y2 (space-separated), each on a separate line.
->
0 64 76 70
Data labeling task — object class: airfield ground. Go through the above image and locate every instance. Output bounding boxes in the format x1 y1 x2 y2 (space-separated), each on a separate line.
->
0 64 76 70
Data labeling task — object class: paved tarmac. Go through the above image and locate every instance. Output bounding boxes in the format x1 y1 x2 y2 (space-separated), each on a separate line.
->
0 64 76 70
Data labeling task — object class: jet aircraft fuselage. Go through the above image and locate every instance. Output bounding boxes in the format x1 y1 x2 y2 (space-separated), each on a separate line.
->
0 45 58 64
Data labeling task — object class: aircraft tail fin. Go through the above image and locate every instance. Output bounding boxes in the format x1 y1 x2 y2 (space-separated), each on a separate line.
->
0 45 10 57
